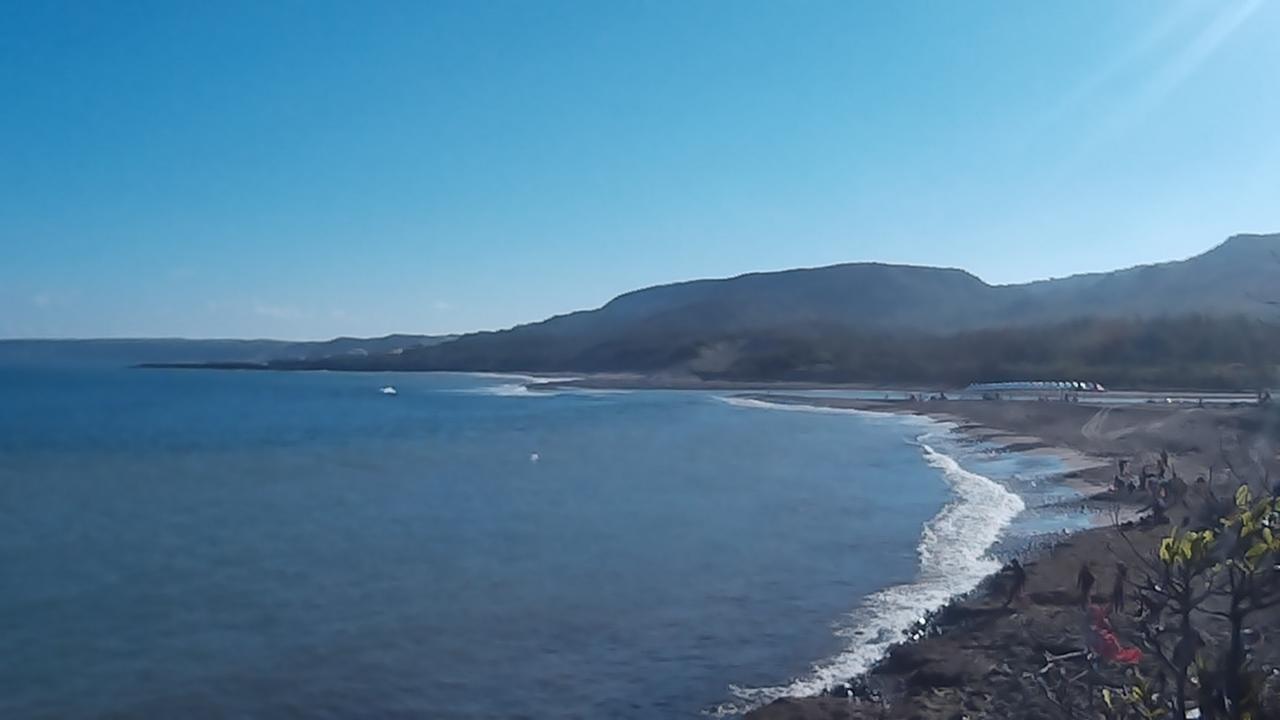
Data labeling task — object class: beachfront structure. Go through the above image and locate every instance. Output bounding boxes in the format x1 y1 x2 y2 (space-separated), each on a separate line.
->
964 380 1106 393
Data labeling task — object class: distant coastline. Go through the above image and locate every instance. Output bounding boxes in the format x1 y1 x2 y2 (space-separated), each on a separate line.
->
21 232 1280 393
136 361 274 370
130 361 1275 399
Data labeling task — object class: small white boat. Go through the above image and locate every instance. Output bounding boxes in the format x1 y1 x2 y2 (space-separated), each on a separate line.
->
380 386 398 395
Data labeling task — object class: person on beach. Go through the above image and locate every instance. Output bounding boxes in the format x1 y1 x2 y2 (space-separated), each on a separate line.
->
1149 494 1170 525
1077 563 1096 607
1110 563 1128 613
1003 558 1026 607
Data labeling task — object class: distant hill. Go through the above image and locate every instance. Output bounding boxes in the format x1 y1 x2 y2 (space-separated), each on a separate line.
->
41 233 1278 389
1004 233 1280 323
286 232 1280 380
0 334 456 368
278 334 459 361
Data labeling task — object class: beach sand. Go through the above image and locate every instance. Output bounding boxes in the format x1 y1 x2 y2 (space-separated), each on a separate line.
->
741 398 1280 720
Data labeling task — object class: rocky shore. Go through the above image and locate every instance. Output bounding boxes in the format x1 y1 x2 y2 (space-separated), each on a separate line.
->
743 398 1280 720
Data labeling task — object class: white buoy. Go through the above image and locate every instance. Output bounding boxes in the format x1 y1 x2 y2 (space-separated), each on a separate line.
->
530 452 540 463
380 386 398 395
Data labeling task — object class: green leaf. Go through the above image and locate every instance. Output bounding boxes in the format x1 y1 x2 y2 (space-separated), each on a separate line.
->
1179 536 1194 561
1237 484 1252 509
1246 541 1269 564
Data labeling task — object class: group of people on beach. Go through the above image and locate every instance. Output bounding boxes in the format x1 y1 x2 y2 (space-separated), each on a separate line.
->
1108 452 1190 526
995 450 1179 674
999 558 1127 613
1075 561 1128 612
1112 453 1180 495
1000 557 1142 665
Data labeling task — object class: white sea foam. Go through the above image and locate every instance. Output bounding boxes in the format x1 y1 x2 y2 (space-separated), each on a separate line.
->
465 372 583 384
713 396 1025 716
472 382 547 397
462 375 585 397
717 395 941 430
463 375 636 398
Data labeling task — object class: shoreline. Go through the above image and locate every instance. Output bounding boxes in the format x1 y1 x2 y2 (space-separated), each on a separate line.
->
735 396 1278 720
746 394 1123 500
134 364 1263 403
715 396 1069 714
717 394 1133 717
532 373 1263 398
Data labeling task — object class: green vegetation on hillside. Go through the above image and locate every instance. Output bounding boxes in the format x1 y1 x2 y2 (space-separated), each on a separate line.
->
680 315 1280 390
287 314 1279 391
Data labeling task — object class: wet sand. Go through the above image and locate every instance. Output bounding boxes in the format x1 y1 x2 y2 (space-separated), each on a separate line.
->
742 398 1280 720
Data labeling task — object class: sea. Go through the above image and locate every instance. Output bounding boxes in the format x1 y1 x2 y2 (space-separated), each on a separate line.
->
0 367 1099 719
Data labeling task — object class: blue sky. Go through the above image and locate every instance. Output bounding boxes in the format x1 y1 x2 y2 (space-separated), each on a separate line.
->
2 0 1278 339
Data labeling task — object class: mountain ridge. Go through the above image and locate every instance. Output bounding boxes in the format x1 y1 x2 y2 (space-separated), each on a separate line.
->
22 232 1278 389
329 231 1276 374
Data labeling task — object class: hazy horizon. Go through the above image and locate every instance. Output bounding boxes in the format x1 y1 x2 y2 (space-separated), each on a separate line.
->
4 1 1279 339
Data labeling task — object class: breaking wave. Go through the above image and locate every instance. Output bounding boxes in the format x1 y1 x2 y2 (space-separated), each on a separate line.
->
717 396 934 427
714 396 1025 715
460 374 584 397
469 382 551 397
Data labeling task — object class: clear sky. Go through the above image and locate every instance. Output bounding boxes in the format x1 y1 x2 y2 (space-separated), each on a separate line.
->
2 0 1278 340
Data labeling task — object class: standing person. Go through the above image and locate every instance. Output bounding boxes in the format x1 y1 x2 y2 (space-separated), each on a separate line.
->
1110 563 1128 613
1004 558 1027 608
1077 562 1096 607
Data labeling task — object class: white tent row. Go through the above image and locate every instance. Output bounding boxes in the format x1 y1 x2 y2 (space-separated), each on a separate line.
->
964 380 1106 392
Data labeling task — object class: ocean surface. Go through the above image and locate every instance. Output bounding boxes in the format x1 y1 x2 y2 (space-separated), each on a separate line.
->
0 368 1095 719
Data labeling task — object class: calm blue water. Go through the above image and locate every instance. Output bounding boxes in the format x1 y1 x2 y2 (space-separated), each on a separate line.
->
0 368 1088 719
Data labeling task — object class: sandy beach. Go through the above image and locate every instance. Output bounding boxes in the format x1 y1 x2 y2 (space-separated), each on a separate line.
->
741 397 1280 720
